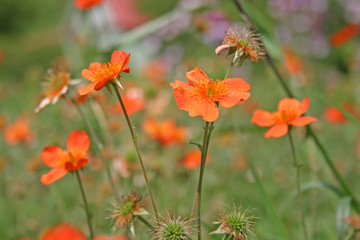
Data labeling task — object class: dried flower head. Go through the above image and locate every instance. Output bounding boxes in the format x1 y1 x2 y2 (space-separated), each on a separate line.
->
35 69 70 113
110 192 148 230
152 213 195 240
211 205 256 240
216 27 265 65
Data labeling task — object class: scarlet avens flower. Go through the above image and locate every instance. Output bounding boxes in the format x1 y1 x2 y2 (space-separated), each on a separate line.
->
4 117 33 146
78 50 130 96
329 23 359 47
171 67 250 122
40 130 90 185
182 150 210 170
35 69 70 113
142 118 186 146
39 223 87 240
251 97 317 138
74 0 104 10
216 27 265 64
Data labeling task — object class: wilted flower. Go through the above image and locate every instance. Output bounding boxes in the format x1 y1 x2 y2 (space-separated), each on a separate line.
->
171 67 250 122
216 27 265 65
212 205 256 240
152 213 195 240
110 192 148 230
78 51 130 96
35 69 70 113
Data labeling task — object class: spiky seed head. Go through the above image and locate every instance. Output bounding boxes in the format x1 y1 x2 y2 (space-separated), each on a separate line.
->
110 192 148 230
152 213 195 240
211 205 256 240
215 26 266 65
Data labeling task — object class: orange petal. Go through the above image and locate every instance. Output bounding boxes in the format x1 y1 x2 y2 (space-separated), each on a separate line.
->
223 78 251 93
278 98 300 112
65 159 88 171
67 130 90 160
40 146 68 167
170 80 192 90
94 79 109 91
39 223 87 240
186 67 209 85
173 87 196 112
264 123 288 138
78 82 96 96
40 168 67 185
290 116 317 126
252 110 274 127
201 101 219 122
122 66 130 73
330 23 359 47
298 97 310 115
81 69 94 81
88 62 102 71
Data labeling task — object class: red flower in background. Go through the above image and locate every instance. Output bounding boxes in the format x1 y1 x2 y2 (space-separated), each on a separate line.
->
74 0 103 10
283 47 304 75
252 97 317 138
330 23 359 47
4 117 33 146
78 51 130 96
110 88 145 116
40 130 90 185
93 235 129 240
182 150 210 170
142 119 186 146
39 223 86 240
171 67 250 122
323 103 359 124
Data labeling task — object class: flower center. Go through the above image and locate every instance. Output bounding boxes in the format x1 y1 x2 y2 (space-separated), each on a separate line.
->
272 107 299 123
93 63 121 83
192 79 229 102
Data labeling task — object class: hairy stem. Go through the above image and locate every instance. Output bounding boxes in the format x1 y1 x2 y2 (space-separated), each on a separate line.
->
67 97 118 197
112 84 159 223
75 170 94 240
288 129 308 240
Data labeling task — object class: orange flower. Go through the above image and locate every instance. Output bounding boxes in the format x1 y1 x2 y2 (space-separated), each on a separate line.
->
171 67 250 122
39 223 86 240
283 47 304 75
142 118 186 146
330 23 359 47
251 97 317 138
74 0 104 10
182 150 210 170
4 117 33 146
78 51 130 96
35 69 70 113
110 88 145 116
93 235 129 240
40 130 90 185
323 106 347 123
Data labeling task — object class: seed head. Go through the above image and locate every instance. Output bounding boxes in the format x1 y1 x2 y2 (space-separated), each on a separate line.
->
110 192 148 230
216 26 265 65
152 213 195 240
211 205 256 240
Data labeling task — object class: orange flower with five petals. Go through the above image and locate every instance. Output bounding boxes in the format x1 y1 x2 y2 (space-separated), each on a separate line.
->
78 51 130 96
251 97 317 138
40 130 90 185
170 67 251 122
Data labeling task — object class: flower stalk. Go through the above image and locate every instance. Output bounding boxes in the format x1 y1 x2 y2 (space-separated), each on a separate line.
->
66 97 118 197
112 83 159 223
75 170 94 240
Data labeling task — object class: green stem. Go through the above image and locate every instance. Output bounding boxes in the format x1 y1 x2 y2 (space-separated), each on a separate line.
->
67 97 118 197
232 0 360 214
112 84 159 223
193 121 210 240
136 215 153 229
288 129 308 240
75 170 94 240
